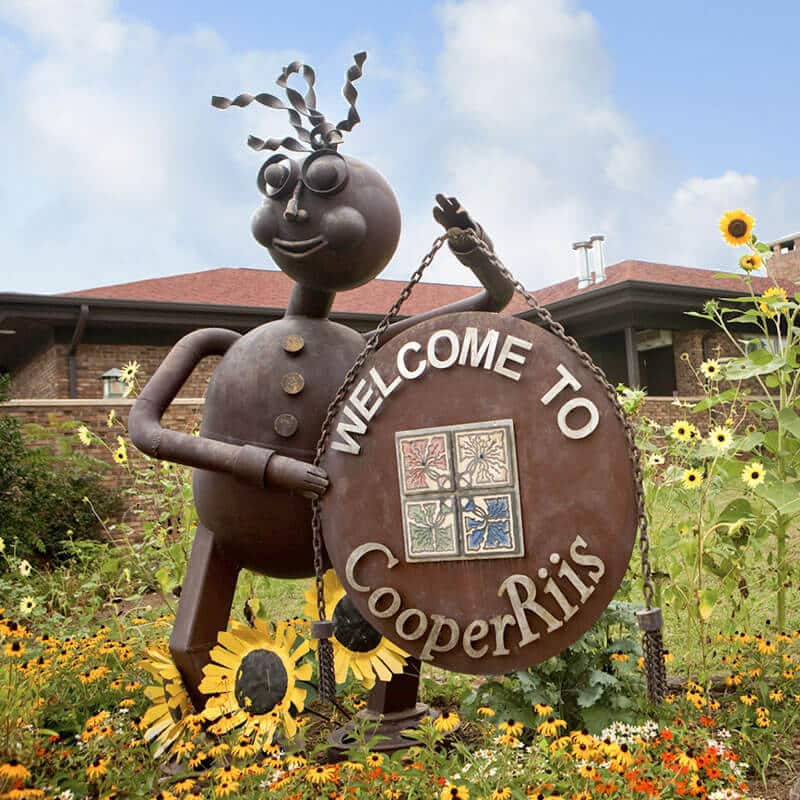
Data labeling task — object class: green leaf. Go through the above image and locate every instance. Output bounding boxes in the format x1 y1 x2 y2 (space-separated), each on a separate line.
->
577 683 604 708
712 272 742 280
697 589 718 621
691 387 738 412
778 407 800 439
755 242 772 253
748 348 774 366
730 311 761 324
685 311 713 321
589 669 620 688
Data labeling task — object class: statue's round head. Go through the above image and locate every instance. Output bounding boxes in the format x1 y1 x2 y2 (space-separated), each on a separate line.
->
250 150 401 291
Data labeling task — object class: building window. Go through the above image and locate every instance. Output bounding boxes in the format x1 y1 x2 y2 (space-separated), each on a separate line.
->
100 368 126 399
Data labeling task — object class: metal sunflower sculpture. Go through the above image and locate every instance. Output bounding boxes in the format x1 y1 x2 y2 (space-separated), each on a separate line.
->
198 619 311 747
140 649 200 757
303 569 407 690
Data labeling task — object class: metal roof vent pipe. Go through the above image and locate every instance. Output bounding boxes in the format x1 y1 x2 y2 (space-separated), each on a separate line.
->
572 240 593 289
590 234 607 282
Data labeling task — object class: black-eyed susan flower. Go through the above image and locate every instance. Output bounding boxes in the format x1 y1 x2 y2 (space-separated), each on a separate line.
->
536 717 567 737
214 780 239 797
708 426 731 450
86 756 109 780
534 704 553 717
720 210 754 246
494 732 522 748
140 649 194 757
498 719 524 736
476 706 495 718
433 710 460 733
757 639 777 655
739 692 757 706
285 753 308 769
0 760 31 781
610 651 629 663
4 640 24 658
231 736 257 760
682 468 703 490
740 253 762 272
490 789 512 800
440 784 469 800
305 765 336 784
700 359 721 380
365 753 384 767
741 461 765 488
303 570 407 690
199 619 311 748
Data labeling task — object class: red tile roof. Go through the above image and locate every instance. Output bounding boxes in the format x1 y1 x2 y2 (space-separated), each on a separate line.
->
532 260 791 306
64 267 530 315
63 261 792 315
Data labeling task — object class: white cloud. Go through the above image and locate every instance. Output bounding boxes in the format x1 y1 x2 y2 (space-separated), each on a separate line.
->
0 0 797 296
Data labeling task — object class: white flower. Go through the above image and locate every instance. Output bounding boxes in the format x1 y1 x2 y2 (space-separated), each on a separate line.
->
19 596 36 615
18 559 32 577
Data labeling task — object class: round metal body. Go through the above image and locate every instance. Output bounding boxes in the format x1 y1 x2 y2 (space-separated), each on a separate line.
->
194 316 365 577
321 312 637 674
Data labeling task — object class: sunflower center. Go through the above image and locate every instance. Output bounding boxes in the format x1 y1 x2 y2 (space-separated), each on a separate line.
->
332 595 382 652
728 219 747 238
234 649 289 715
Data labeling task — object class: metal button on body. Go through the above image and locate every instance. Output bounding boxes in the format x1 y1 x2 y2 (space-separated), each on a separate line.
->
281 372 305 395
282 335 304 354
274 413 299 438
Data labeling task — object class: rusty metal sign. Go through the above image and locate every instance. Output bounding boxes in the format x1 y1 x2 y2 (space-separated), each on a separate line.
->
321 311 637 675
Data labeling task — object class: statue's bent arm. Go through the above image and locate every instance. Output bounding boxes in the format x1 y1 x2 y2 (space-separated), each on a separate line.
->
128 328 273 485
375 224 516 345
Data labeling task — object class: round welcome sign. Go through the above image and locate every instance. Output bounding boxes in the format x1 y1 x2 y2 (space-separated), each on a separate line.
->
321 312 637 674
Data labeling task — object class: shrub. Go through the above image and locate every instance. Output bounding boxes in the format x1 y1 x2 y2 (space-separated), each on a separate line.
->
0 415 121 561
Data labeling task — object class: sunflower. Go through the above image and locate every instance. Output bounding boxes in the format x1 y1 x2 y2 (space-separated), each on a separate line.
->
433 710 460 733
670 420 694 442
198 619 311 748
681 469 703 490
77 424 93 446
121 360 140 384
742 462 765 488
113 436 128 465
19 597 35 615
720 210 754 246
708 426 731 451
700 359 721 380
140 649 195 757
740 253 762 272
759 286 788 317
303 570 407 690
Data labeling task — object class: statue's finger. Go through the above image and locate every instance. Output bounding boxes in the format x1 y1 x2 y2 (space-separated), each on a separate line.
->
434 193 448 208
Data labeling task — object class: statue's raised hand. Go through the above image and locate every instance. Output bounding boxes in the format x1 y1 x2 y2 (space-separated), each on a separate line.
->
433 194 476 232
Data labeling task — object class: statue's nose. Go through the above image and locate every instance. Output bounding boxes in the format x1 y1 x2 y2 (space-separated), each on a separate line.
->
283 181 309 223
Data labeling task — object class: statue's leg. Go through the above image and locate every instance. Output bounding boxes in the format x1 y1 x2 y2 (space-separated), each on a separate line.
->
170 523 240 710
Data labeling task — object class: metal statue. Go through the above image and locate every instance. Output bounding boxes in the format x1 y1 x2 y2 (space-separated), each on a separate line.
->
129 52 514 710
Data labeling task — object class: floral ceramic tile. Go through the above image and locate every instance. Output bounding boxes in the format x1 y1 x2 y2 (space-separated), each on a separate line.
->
396 419 523 563
454 426 511 489
397 432 453 494
460 493 520 556
403 498 458 559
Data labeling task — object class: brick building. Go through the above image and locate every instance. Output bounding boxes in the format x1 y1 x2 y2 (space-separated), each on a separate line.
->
1 257 795 402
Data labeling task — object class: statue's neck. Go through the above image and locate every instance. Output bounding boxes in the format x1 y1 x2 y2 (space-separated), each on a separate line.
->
286 284 335 318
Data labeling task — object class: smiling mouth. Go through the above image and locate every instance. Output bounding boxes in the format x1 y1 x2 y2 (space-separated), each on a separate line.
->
271 235 328 257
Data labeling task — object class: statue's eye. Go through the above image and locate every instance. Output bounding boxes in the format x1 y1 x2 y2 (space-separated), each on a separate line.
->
302 151 348 195
257 155 297 197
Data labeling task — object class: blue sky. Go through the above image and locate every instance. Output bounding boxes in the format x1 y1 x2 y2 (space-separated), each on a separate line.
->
1 0 798 294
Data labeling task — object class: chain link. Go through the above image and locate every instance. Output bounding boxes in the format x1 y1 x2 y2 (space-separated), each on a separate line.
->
309 227 665 705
